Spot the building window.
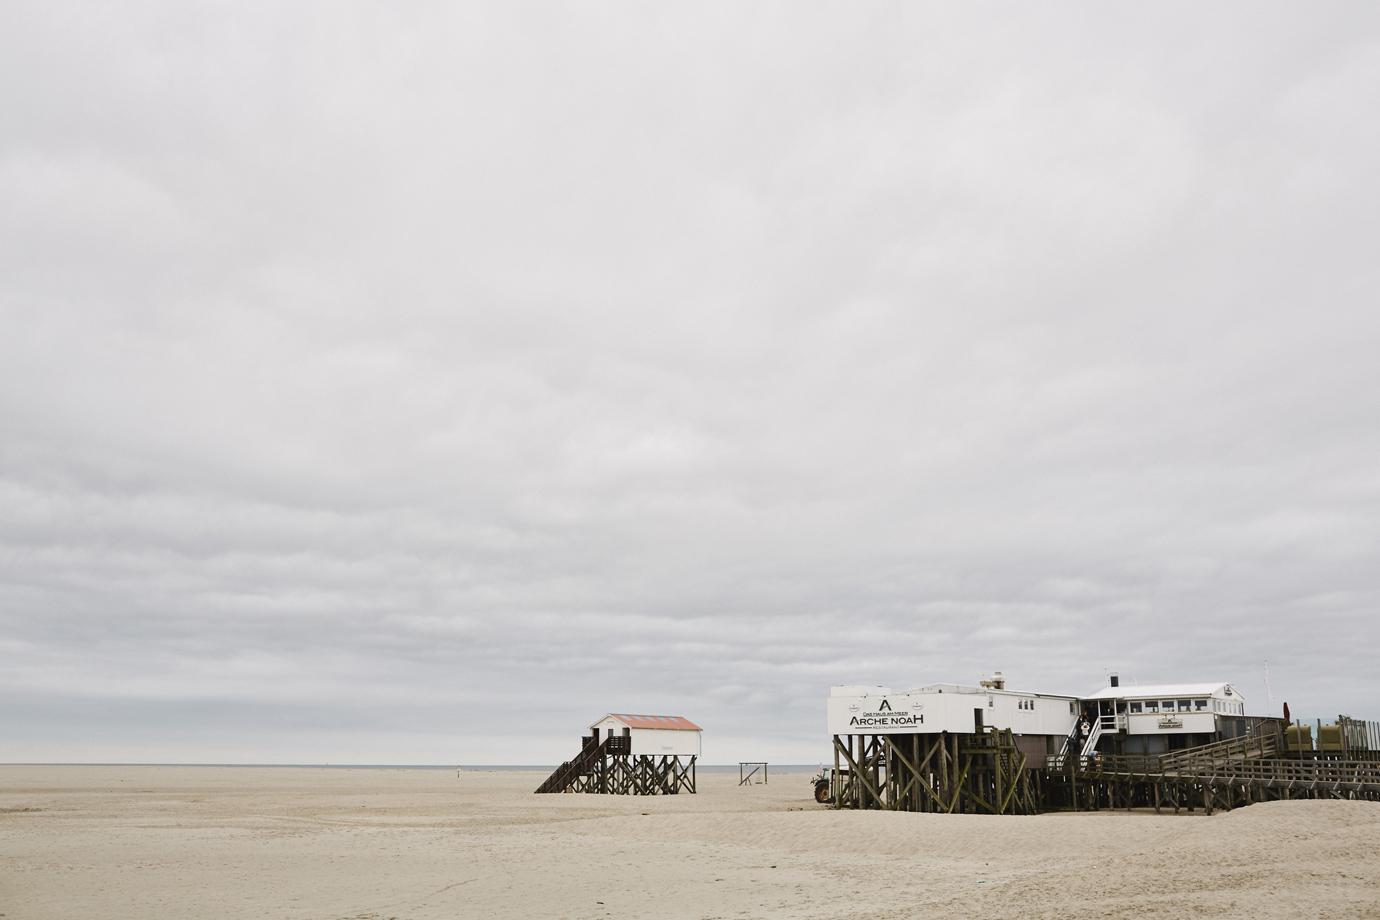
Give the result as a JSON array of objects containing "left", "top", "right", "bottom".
[
  {"left": 1070, "top": 702, "right": 1076, "bottom": 714},
  {"left": 1129, "top": 702, "right": 1142, "bottom": 714},
  {"left": 1163, "top": 701, "right": 1176, "bottom": 712},
  {"left": 1194, "top": 700, "right": 1208, "bottom": 711},
  {"left": 1145, "top": 701, "right": 1158, "bottom": 713},
  {"left": 1178, "top": 700, "right": 1191, "bottom": 712}
]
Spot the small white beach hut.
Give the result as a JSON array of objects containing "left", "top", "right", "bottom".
[
  {"left": 535, "top": 713, "right": 702, "bottom": 795},
  {"left": 589, "top": 713, "right": 702, "bottom": 757}
]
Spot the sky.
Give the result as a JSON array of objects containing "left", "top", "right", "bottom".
[{"left": 2, "top": 3, "right": 1378, "bottom": 765}]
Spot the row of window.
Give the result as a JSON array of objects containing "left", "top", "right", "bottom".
[
  {"left": 1128, "top": 700, "right": 1202, "bottom": 713},
  {"left": 1125, "top": 699, "right": 1243, "bottom": 715},
  {"left": 1015, "top": 699, "right": 1244, "bottom": 715}
]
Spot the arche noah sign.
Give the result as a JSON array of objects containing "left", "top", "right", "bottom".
[{"left": 848, "top": 698, "right": 923, "bottom": 729}]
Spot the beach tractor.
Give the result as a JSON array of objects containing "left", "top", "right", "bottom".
[{"left": 812, "top": 767, "right": 838, "bottom": 804}]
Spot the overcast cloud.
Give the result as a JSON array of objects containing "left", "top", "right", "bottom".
[{"left": 2, "top": 3, "right": 1378, "bottom": 764}]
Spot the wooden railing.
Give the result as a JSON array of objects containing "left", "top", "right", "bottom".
[
  {"left": 1073, "top": 752, "right": 1380, "bottom": 793},
  {"left": 1159, "top": 731, "right": 1278, "bottom": 771},
  {"left": 1048, "top": 729, "right": 1278, "bottom": 774}
]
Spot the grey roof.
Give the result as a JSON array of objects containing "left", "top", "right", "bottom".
[{"left": 1082, "top": 682, "right": 1242, "bottom": 701}]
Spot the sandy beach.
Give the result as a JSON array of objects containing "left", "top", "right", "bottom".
[{"left": 1, "top": 765, "right": 1378, "bottom": 919}]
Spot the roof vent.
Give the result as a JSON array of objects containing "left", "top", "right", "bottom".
[{"left": 1110, "top": 673, "right": 1120, "bottom": 688}]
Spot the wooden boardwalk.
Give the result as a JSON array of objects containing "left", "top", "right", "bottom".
[{"left": 1048, "top": 749, "right": 1380, "bottom": 814}]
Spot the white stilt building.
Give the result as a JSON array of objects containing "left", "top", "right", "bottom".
[
  {"left": 536, "top": 713, "right": 700, "bottom": 796},
  {"left": 820, "top": 671, "right": 1310, "bottom": 815}
]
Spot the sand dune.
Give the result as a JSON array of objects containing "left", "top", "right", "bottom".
[{"left": 2, "top": 765, "right": 1377, "bottom": 919}]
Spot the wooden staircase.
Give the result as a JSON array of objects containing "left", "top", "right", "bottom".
[
  {"left": 1159, "top": 730, "right": 1278, "bottom": 771},
  {"left": 535, "top": 736, "right": 609, "bottom": 794}
]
